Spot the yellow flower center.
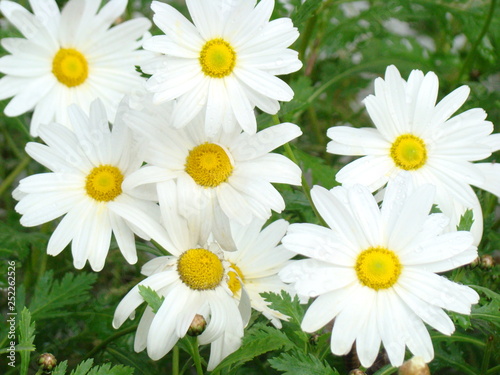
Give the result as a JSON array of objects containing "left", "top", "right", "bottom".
[
  {"left": 199, "top": 38, "right": 236, "bottom": 78},
  {"left": 390, "top": 134, "right": 428, "bottom": 170},
  {"left": 185, "top": 143, "right": 233, "bottom": 187},
  {"left": 177, "top": 248, "right": 224, "bottom": 290},
  {"left": 355, "top": 247, "right": 402, "bottom": 290},
  {"left": 85, "top": 165, "right": 124, "bottom": 202},
  {"left": 52, "top": 48, "right": 89, "bottom": 87},
  {"left": 227, "top": 262, "right": 245, "bottom": 295}
]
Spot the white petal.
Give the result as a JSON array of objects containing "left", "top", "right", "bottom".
[
  {"left": 301, "top": 287, "right": 352, "bottom": 332},
  {"left": 113, "top": 271, "right": 178, "bottom": 328},
  {"left": 231, "top": 123, "right": 302, "bottom": 160}
]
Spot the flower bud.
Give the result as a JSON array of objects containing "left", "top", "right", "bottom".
[
  {"left": 398, "top": 356, "right": 430, "bottom": 375},
  {"left": 187, "top": 314, "right": 207, "bottom": 336},
  {"left": 480, "top": 254, "right": 494, "bottom": 269},
  {"left": 38, "top": 353, "right": 57, "bottom": 372}
]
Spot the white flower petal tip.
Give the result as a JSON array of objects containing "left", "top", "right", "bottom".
[
  {"left": 0, "top": 0, "right": 151, "bottom": 134},
  {"left": 143, "top": 0, "right": 302, "bottom": 133},
  {"left": 281, "top": 181, "right": 480, "bottom": 368}
]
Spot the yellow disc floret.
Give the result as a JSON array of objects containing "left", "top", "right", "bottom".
[
  {"left": 390, "top": 134, "right": 428, "bottom": 170},
  {"left": 52, "top": 48, "right": 89, "bottom": 87},
  {"left": 185, "top": 143, "right": 233, "bottom": 187},
  {"left": 85, "top": 165, "right": 124, "bottom": 202},
  {"left": 177, "top": 248, "right": 224, "bottom": 290},
  {"left": 199, "top": 38, "right": 236, "bottom": 78},
  {"left": 227, "top": 262, "right": 245, "bottom": 295},
  {"left": 355, "top": 247, "right": 402, "bottom": 290}
]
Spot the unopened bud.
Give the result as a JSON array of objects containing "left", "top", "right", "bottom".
[
  {"left": 38, "top": 353, "right": 57, "bottom": 372},
  {"left": 349, "top": 370, "right": 366, "bottom": 375},
  {"left": 398, "top": 356, "right": 430, "bottom": 375},
  {"left": 187, "top": 314, "right": 207, "bottom": 336},
  {"left": 480, "top": 254, "right": 495, "bottom": 269}
]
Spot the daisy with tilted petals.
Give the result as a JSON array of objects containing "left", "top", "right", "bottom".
[
  {"left": 327, "top": 65, "right": 497, "bottom": 243},
  {"left": 223, "top": 218, "right": 295, "bottom": 328},
  {"left": 121, "top": 92, "right": 302, "bottom": 238},
  {"left": 280, "top": 176, "right": 479, "bottom": 368},
  {"left": 113, "top": 198, "right": 247, "bottom": 371},
  {"left": 0, "top": 0, "right": 151, "bottom": 136},
  {"left": 142, "top": 0, "right": 302, "bottom": 135},
  {"left": 13, "top": 99, "right": 172, "bottom": 271}
]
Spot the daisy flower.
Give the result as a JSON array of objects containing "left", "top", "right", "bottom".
[
  {"left": 113, "top": 198, "right": 247, "bottom": 371},
  {"left": 13, "top": 99, "right": 172, "bottom": 271},
  {"left": 121, "top": 92, "right": 302, "bottom": 237},
  {"left": 0, "top": 0, "right": 151, "bottom": 136},
  {"left": 280, "top": 177, "right": 479, "bottom": 368},
  {"left": 327, "top": 65, "right": 497, "bottom": 243},
  {"left": 142, "top": 0, "right": 302, "bottom": 135},
  {"left": 223, "top": 218, "right": 295, "bottom": 328}
]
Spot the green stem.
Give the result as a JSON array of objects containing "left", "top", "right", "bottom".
[
  {"left": 481, "top": 335, "right": 494, "bottom": 374},
  {"left": 191, "top": 338, "right": 204, "bottom": 375},
  {"left": 150, "top": 239, "right": 171, "bottom": 256},
  {"left": 298, "top": 11, "right": 318, "bottom": 63},
  {"left": 82, "top": 324, "right": 138, "bottom": 360},
  {"left": 457, "top": 0, "right": 497, "bottom": 83},
  {"left": 307, "top": 106, "right": 326, "bottom": 148},
  {"left": 173, "top": 345, "right": 180, "bottom": 375},
  {"left": 272, "top": 114, "right": 327, "bottom": 226},
  {"left": 2, "top": 127, "right": 23, "bottom": 159},
  {"left": 0, "top": 155, "right": 30, "bottom": 198}
]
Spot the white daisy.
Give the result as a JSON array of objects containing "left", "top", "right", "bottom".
[
  {"left": 13, "top": 99, "right": 172, "bottom": 271},
  {"left": 113, "top": 201, "right": 246, "bottom": 371},
  {"left": 223, "top": 218, "right": 295, "bottom": 328},
  {"left": 0, "top": 0, "right": 151, "bottom": 136},
  {"left": 280, "top": 177, "right": 479, "bottom": 368},
  {"left": 142, "top": 0, "right": 302, "bottom": 135},
  {"left": 327, "top": 65, "right": 496, "bottom": 243},
  {"left": 121, "top": 92, "right": 302, "bottom": 239}
]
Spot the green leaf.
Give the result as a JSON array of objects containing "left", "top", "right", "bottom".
[
  {"left": 291, "top": 0, "right": 322, "bottom": 27},
  {"left": 70, "top": 359, "right": 95, "bottom": 375},
  {"left": 470, "top": 285, "right": 500, "bottom": 327},
  {"left": 295, "top": 149, "right": 338, "bottom": 190},
  {"left": 52, "top": 360, "right": 69, "bottom": 375},
  {"left": 269, "top": 350, "right": 339, "bottom": 375},
  {"left": 450, "top": 311, "right": 472, "bottom": 330},
  {"left": 213, "top": 322, "right": 294, "bottom": 372},
  {"left": 65, "top": 358, "right": 134, "bottom": 375},
  {"left": 262, "top": 291, "right": 305, "bottom": 330},
  {"left": 18, "top": 307, "right": 36, "bottom": 375},
  {"left": 29, "top": 270, "right": 97, "bottom": 320},
  {"left": 138, "top": 285, "right": 164, "bottom": 314},
  {"left": 86, "top": 363, "right": 135, "bottom": 375},
  {"left": 457, "top": 209, "right": 474, "bottom": 231},
  {"left": 0, "top": 221, "right": 48, "bottom": 262}
]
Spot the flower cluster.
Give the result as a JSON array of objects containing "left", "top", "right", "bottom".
[{"left": 3, "top": 0, "right": 498, "bottom": 372}]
